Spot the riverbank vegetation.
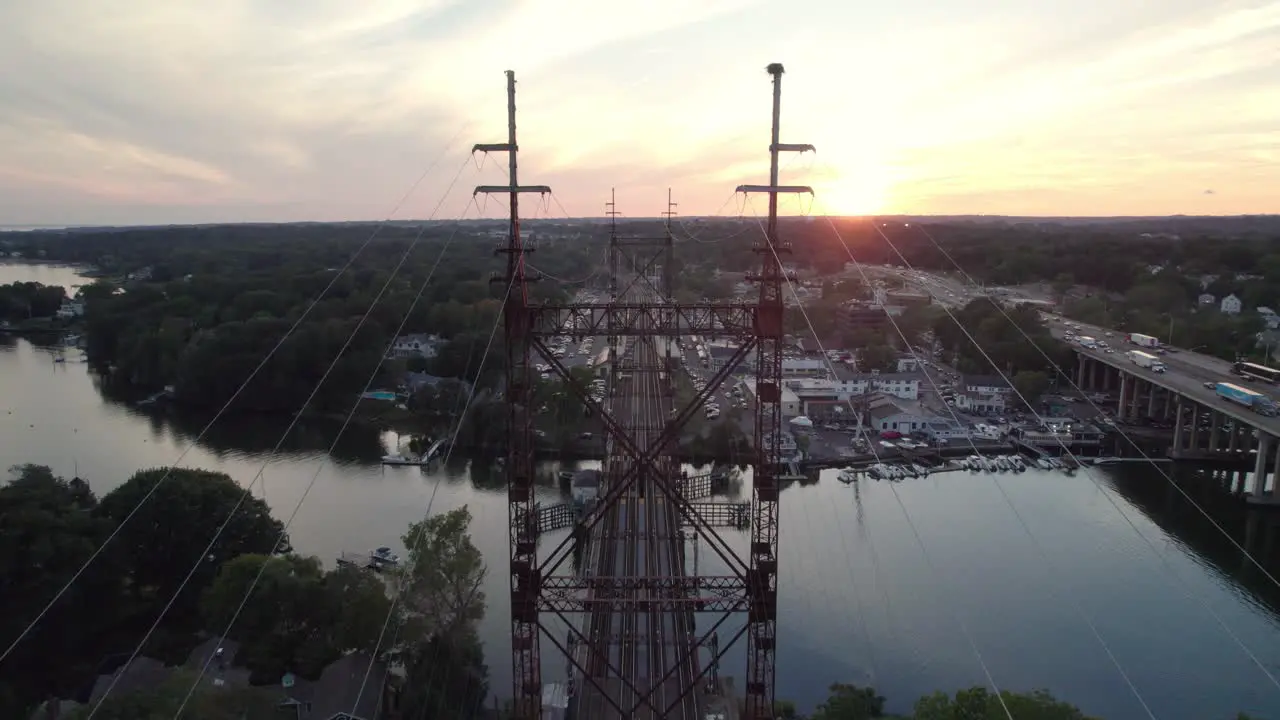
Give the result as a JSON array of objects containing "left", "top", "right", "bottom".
[
  {"left": 0, "top": 463, "right": 488, "bottom": 719},
  {"left": 783, "top": 682, "right": 1264, "bottom": 719},
  {"left": 1, "top": 224, "right": 590, "bottom": 410}
]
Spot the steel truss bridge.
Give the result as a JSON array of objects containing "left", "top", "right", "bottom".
[{"left": 477, "top": 63, "right": 812, "bottom": 720}]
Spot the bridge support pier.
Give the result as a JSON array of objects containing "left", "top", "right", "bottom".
[
  {"left": 1146, "top": 381, "right": 1157, "bottom": 419},
  {"left": 1250, "top": 434, "right": 1271, "bottom": 499},
  {"left": 1173, "top": 398, "right": 1185, "bottom": 451},
  {"left": 1118, "top": 374, "right": 1129, "bottom": 421},
  {"left": 1209, "top": 411, "right": 1222, "bottom": 451}
]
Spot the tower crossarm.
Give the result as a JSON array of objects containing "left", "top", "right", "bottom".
[{"left": 736, "top": 184, "right": 814, "bottom": 195}]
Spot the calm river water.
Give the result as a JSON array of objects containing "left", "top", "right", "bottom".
[{"left": 2, "top": 263, "right": 1278, "bottom": 718}]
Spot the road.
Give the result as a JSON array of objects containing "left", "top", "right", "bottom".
[
  {"left": 864, "top": 264, "right": 1280, "bottom": 438},
  {"left": 1043, "top": 316, "right": 1238, "bottom": 381},
  {"left": 1051, "top": 327, "right": 1280, "bottom": 437}
]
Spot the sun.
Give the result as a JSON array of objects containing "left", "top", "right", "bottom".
[{"left": 805, "top": 171, "right": 891, "bottom": 217}]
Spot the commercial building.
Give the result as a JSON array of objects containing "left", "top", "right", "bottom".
[
  {"left": 866, "top": 396, "right": 930, "bottom": 434},
  {"left": 963, "top": 375, "right": 1012, "bottom": 396},
  {"left": 845, "top": 301, "right": 891, "bottom": 333}
]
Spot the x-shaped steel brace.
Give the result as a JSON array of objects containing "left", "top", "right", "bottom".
[
  {"left": 657, "top": 621, "right": 749, "bottom": 718},
  {"left": 532, "top": 337, "right": 758, "bottom": 580},
  {"left": 537, "top": 619, "right": 660, "bottom": 718},
  {"left": 629, "top": 607, "right": 742, "bottom": 717},
  {"left": 533, "top": 335, "right": 747, "bottom": 580},
  {"left": 615, "top": 248, "right": 667, "bottom": 302}
]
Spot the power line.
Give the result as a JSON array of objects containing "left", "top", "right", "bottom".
[
  {"left": 741, "top": 195, "right": 1012, "bottom": 720},
  {"left": 87, "top": 158, "right": 477, "bottom": 719},
  {"left": 777, "top": 194, "right": 1159, "bottom": 718},
  {"left": 170, "top": 191, "right": 480, "bottom": 718},
  {"left": 883, "top": 220, "right": 1280, "bottom": 695},
  {"left": 0, "top": 125, "right": 473, "bottom": 669},
  {"left": 348, "top": 270, "right": 516, "bottom": 719}
]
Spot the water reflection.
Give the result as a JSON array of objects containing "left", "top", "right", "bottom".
[
  {"left": 137, "top": 408, "right": 387, "bottom": 465},
  {"left": 1105, "top": 463, "right": 1280, "bottom": 619}
]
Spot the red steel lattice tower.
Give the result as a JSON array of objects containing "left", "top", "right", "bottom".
[
  {"left": 479, "top": 64, "right": 810, "bottom": 720},
  {"left": 473, "top": 69, "right": 552, "bottom": 720},
  {"left": 736, "top": 62, "right": 814, "bottom": 719}
]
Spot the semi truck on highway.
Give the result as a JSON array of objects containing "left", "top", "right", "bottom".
[
  {"left": 1215, "top": 382, "right": 1278, "bottom": 416},
  {"left": 1077, "top": 335, "right": 1098, "bottom": 348},
  {"left": 1128, "top": 333, "right": 1159, "bottom": 348},
  {"left": 1126, "top": 349, "right": 1166, "bottom": 372}
]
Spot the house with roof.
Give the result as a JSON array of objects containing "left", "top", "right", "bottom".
[
  {"left": 36, "top": 637, "right": 392, "bottom": 720},
  {"left": 1220, "top": 293, "right": 1242, "bottom": 315},
  {"left": 390, "top": 333, "right": 443, "bottom": 360},
  {"left": 55, "top": 299, "right": 85, "bottom": 319},
  {"left": 1197, "top": 293, "right": 1216, "bottom": 307},
  {"left": 920, "top": 418, "right": 969, "bottom": 442},
  {"left": 953, "top": 390, "right": 1007, "bottom": 414},
  {"left": 865, "top": 396, "right": 929, "bottom": 434},
  {"left": 1258, "top": 307, "right": 1279, "bottom": 330}
]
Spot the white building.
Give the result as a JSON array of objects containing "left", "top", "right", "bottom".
[
  {"left": 895, "top": 354, "right": 921, "bottom": 373},
  {"left": 867, "top": 398, "right": 929, "bottom": 434},
  {"left": 1220, "top": 293, "right": 1242, "bottom": 315},
  {"left": 963, "top": 375, "right": 1011, "bottom": 396},
  {"left": 781, "top": 357, "right": 827, "bottom": 378},
  {"left": 391, "top": 333, "right": 443, "bottom": 360},
  {"left": 785, "top": 373, "right": 921, "bottom": 404},
  {"left": 1258, "top": 307, "right": 1279, "bottom": 330},
  {"left": 55, "top": 300, "right": 85, "bottom": 319},
  {"left": 954, "top": 391, "right": 1007, "bottom": 414},
  {"left": 780, "top": 386, "right": 802, "bottom": 417},
  {"left": 921, "top": 419, "right": 969, "bottom": 441}
]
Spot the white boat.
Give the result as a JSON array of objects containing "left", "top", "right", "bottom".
[
  {"left": 837, "top": 469, "right": 857, "bottom": 484},
  {"left": 1036, "top": 458, "right": 1051, "bottom": 470},
  {"left": 381, "top": 452, "right": 421, "bottom": 466},
  {"left": 371, "top": 546, "right": 401, "bottom": 567}
]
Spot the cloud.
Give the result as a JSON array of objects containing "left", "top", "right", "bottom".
[{"left": 0, "top": 0, "right": 1277, "bottom": 224}]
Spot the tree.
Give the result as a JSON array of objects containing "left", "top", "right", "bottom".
[
  {"left": 774, "top": 699, "right": 803, "bottom": 719},
  {"left": 811, "top": 683, "right": 886, "bottom": 720},
  {"left": 64, "top": 669, "right": 280, "bottom": 720},
  {"left": 398, "top": 634, "right": 489, "bottom": 720},
  {"left": 400, "top": 506, "right": 486, "bottom": 644},
  {"left": 0, "top": 465, "right": 126, "bottom": 717},
  {"left": 859, "top": 345, "right": 898, "bottom": 372},
  {"left": 200, "top": 554, "right": 392, "bottom": 683},
  {"left": 1051, "top": 273, "right": 1074, "bottom": 303},
  {"left": 1013, "top": 370, "right": 1051, "bottom": 406},
  {"left": 913, "top": 687, "right": 1098, "bottom": 720},
  {"left": 97, "top": 469, "right": 286, "bottom": 626}
]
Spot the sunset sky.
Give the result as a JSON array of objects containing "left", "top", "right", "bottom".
[{"left": 1, "top": 0, "right": 1277, "bottom": 226}]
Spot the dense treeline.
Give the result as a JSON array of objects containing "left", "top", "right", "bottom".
[
  {"left": 0, "top": 464, "right": 488, "bottom": 719},
  {"left": 1, "top": 223, "right": 601, "bottom": 412},
  {"left": 666, "top": 216, "right": 1280, "bottom": 362},
  {"left": 0, "top": 281, "right": 67, "bottom": 322},
  {"left": 0, "top": 464, "right": 283, "bottom": 716},
  {"left": 784, "top": 681, "right": 1266, "bottom": 719}
]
